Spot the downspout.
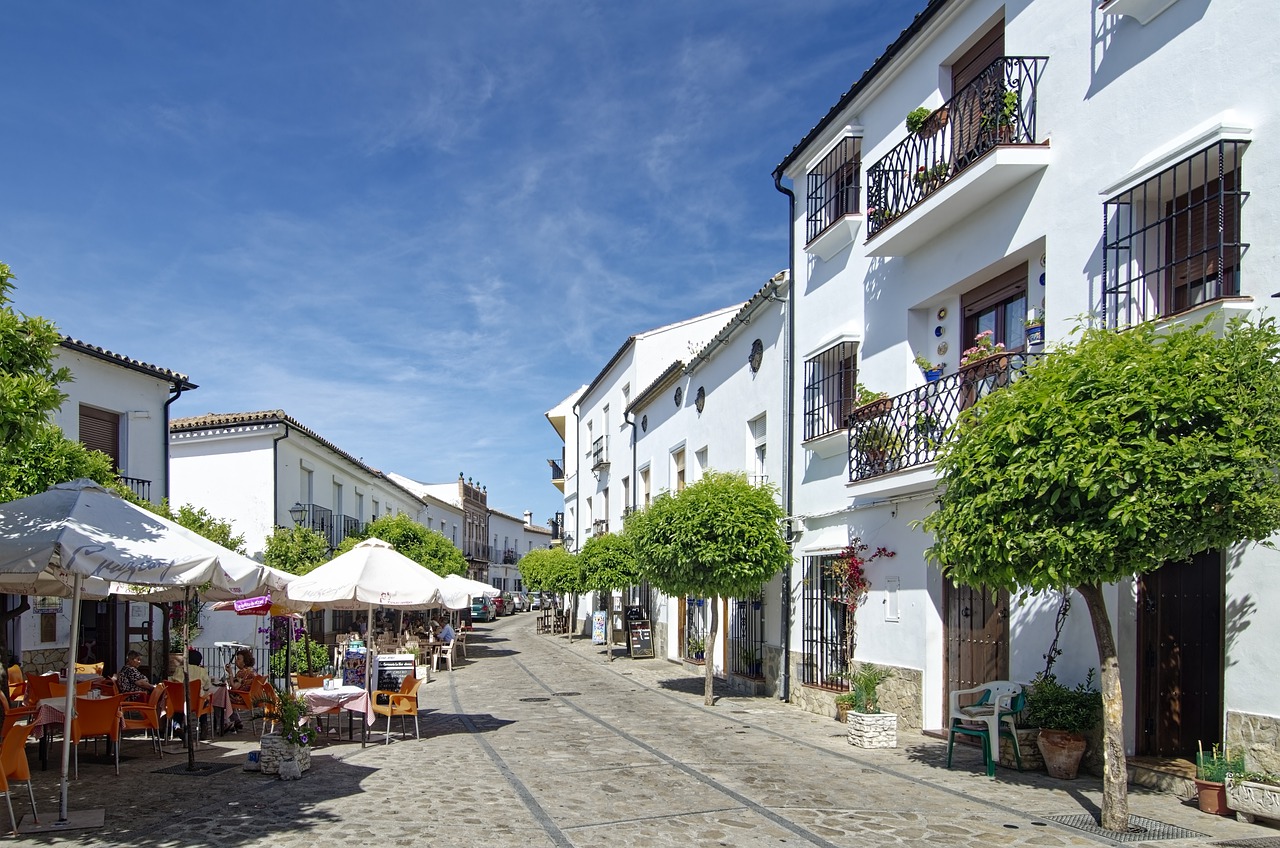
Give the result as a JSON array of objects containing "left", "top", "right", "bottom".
[
  {"left": 161, "top": 383, "right": 188, "bottom": 502},
  {"left": 272, "top": 421, "right": 291, "bottom": 528},
  {"left": 773, "top": 168, "right": 797, "bottom": 703}
]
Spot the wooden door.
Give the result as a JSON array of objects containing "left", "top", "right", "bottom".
[
  {"left": 945, "top": 580, "right": 1009, "bottom": 708},
  {"left": 1137, "top": 550, "right": 1224, "bottom": 757}
]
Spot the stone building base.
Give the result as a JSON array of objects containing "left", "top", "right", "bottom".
[{"left": 1227, "top": 709, "right": 1280, "bottom": 775}]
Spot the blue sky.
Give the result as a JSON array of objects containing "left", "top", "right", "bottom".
[{"left": 2, "top": 2, "right": 916, "bottom": 527}]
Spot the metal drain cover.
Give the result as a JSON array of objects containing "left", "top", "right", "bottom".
[
  {"left": 1043, "top": 814, "right": 1206, "bottom": 843},
  {"left": 519, "top": 697, "right": 551, "bottom": 702},
  {"left": 551, "top": 691, "right": 581, "bottom": 696}
]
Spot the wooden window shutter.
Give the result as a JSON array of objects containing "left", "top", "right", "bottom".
[
  {"left": 949, "top": 20, "right": 1006, "bottom": 170},
  {"left": 1166, "top": 169, "right": 1240, "bottom": 311},
  {"left": 951, "top": 20, "right": 1005, "bottom": 94},
  {"left": 78, "top": 405, "right": 121, "bottom": 470}
]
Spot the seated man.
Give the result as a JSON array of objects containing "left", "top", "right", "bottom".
[{"left": 433, "top": 617, "right": 455, "bottom": 643}]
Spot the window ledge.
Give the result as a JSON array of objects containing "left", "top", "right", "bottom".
[
  {"left": 1099, "top": 0, "right": 1181, "bottom": 25},
  {"left": 802, "top": 429, "right": 848, "bottom": 460},
  {"left": 805, "top": 215, "right": 864, "bottom": 261},
  {"left": 1153, "top": 297, "right": 1256, "bottom": 338}
]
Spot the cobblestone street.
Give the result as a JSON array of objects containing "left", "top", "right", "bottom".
[{"left": 13, "top": 615, "right": 1275, "bottom": 847}]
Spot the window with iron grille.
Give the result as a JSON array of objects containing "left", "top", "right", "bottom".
[
  {"left": 729, "top": 595, "right": 765, "bottom": 678},
  {"left": 806, "top": 136, "right": 861, "bottom": 244},
  {"left": 803, "top": 341, "right": 858, "bottom": 441},
  {"left": 684, "top": 597, "right": 708, "bottom": 661},
  {"left": 1103, "top": 140, "right": 1249, "bottom": 328},
  {"left": 800, "top": 555, "right": 848, "bottom": 688}
]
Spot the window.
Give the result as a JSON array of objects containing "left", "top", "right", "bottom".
[
  {"left": 806, "top": 135, "right": 861, "bottom": 244},
  {"left": 694, "top": 448, "right": 708, "bottom": 481},
  {"left": 803, "top": 342, "right": 858, "bottom": 441},
  {"left": 78, "top": 405, "right": 121, "bottom": 470},
  {"left": 962, "top": 264, "right": 1027, "bottom": 355},
  {"left": 1104, "top": 141, "right": 1247, "bottom": 328},
  {"left": 640, "top": 466, "right": 651, "bottom": 508},
  {"left": 371, "top": 498, "right": 380, "bottom": 518},
  {"left": 303, "top": 469, "right": 315, "bottom": 505},
  {"left": 800, "top": 555, "right": 847, "bottom": 688},
  {"left": 748, "top": 414, "right": 767, "bottom": 484},
  {"left": 356, "top": 493, "right": 364, "bottom": 523},
  {"left": 672, "top": 448, "right": 686, "bottom": 492}
]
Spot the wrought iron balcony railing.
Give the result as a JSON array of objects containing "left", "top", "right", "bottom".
[
  {"left": 117, "top": 475, "right": 151, "bottom": 502},
  {"left": 865, "top": 56, "right": 1048, "bottom": 238},
  {"left": 548, "top": 457, "right": 565, "bottom": 481},
  {"left": 847, "top": 352, "right": 1042, "bottom": 482},
  {"left": 592, "top": 519, "right": 610, "bottom": 536},
  {"left": 806, "top": 136, "right": 861, "bottom": 244},
  {"left": 331, "top": 514, "right": 361, "bottom": 549},
  {"left": 591, "top": 435, "right": 609, "bottom": 470}
]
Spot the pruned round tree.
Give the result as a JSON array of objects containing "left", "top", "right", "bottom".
[
  {"left": 519, "top": 546, "right": 582, "bottom": 635},
  {"left": 626, "top": 470, "right": 790, "bottom": 705},
  {"left": 339, "top": 513, "right": 467, "bottom": 576},
  {"left": 579, "top": 532, "right": 641, "bottom": 661},
  {"left": 922, "top": 316, "right": 1280, "bottom": 831}
]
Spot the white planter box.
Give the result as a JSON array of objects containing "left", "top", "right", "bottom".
[
  {"left": 847, "top": 711, "right": 897, "bottom": 749},
  {"left": 1226, "top": 776, "right": 1280, "bottom": 825}
]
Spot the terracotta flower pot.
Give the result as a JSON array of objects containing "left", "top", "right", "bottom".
[
  {"left": 1194, "top": 778, "right": 1232, "bottom": 816},
  {"left": 1036, "top": 729, "right": 1086, "bottom": 779}
]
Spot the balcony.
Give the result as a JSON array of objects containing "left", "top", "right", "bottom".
[
  {"left": 548, "top": 457, "right": 565, "bottom": 481},
  {"left": 592, "top": 519, "right": 610, "bottom": 536},
  {"left": 865, "top": 56, "right": 1049, "bottom": 257},
  {"left": 805, "top": 135, "right": 862, "bottom": 261},
  {"left": 117, "top": 475, "right": 151, "bottom": 502},
  {"left": 847, "top": 353, "right": 1042, "bottom": 483},
  {"left": 502, "top": 549, "right": 518, "bottom": 565},
  {"left": 331, "top": 514, "right": 361, "bottom": 550},
  {"left": 295, "top": 503, "right": 334, "bottom": 539},
  {"left": 591, "top": 436, "right": 609, "bottom": 471},
  {"left": 464, "top": 540, "right": 492, "bottom": 562}
]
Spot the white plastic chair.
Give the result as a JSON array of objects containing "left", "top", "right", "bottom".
[
  {"left": 432, "top": 640, "right": 456, "bottom": 672},
  {"left": 946, "top": 680, "right": 1024, "bottom": 777}
]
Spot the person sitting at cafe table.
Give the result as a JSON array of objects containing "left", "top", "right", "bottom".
[
  {"left": 116, "top": 650, "right": 157, "bottom": 700},
  {"left": 169, "top": 648, "right": 212, "bottom": 695},
  {"left": 433, "top": 616, "right": 455, "bottom": 644},
  {"left": 222, "top": 649, "right": 257, "bottom": 732}
]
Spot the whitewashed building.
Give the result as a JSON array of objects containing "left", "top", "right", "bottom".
[
  {"left": 487, "top": 509, "right": 554, "bottom": 593},
  {"left": 627, "top": 274, "right": 788, "bottom": 689},
  {"left": 771, "top": 0, "right": 1278, "bottom": 767}
]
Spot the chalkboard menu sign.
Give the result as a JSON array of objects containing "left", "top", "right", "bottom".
[{"left": 627, "top": 619, "right": 654, "bottom": 658}]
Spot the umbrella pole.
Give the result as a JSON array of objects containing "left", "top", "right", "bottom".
[
  {"left": 184, "top": 587, "right": 195, "bottom": 770},
  {"left": 284, "top": 616, "right": 293, "bottom": 693},
  {"left": 59, "top": 573, "right": 84, "bottom": 823}
]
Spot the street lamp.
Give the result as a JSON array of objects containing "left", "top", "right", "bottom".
[
  {"left": 288, "top": 502, "right": 308, "bottom": 528},
  {"left": 562, "top": 533, "right": 575, "bottom": 553}
]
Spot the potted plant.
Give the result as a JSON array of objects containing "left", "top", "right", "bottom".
[
  {"left": 905, "top": 107, "right": 933, "bottom": 136},
  {"left": 1025, "top": 670, "right": 1102, "bottom": 779},
  {"left": 959, "top": 330, "right": 1008, "bottom": 368},
  {"left": 687, "top": 633, "right": 706, "bottom": 661},
  {"left": 850, "top": 383, "right": 891, "bottom": 420},
  {"left": 845, "top": 663, "right": 897, "bottom": 748},
  {"left": 1226, "top": 770, "right": 1280, "bottom": 824},
  {"left": 914, "top": 352, "right": 945, "bottom": 382},
  {"left": 1195, "top": 743, "right": 1245, "bottom": 815},
  {"left": 258, "top": 688, "right": 316, "bottom": 778},
  {"left": 852, "top": 419, "right": 904, "bottom": 474},
  {"left": 834, "top": 689, "right": 858, "bottom": 723},
  {"left": 1024, "top": 311, "right": 1045, "bottom": 346}
]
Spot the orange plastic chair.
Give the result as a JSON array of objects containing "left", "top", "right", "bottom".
[
  {"left": 371, "top": 674, "right": 420, "bottom": 744},
  {"left": 120, "top": 685, "right": 167, "bottom": 759},
  {"left": 74, "top": 663, "right": 103, "bottom": 676},
  {"left": 163, "top": 680, "right": 214, "bottom": 743},
  {"left": 5, "top": 667, "right": 24, "bottom": 706},
  {"left": 23, "top": 674, "right": 56, "bottom": 710},
  {"left": 295, "top": 675, "right": 330, "bottom": 689},
  {"left": 0, "top": 691, "right": 35, "bottom": 738},
  {"left": 0, "top": 722, "right": 38, "bottom": 833},
  {"left": 48, "top": 681, "right": 93, "bottom": 700},
  {"left": 227, "top": 677, "right": 266, "bottom": 735},
  {"left": 70, "top": 694, "right": 125, "bottom": 777}
]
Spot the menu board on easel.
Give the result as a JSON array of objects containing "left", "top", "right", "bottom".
[{"left": 627, "top": 619, "right": 653, "bottom": 658}]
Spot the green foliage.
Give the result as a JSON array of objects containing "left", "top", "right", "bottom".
[
  {"left": 260, "top": 688, "right": 316, "bottom": 748},
  {"left": 338, "top": 513, "right": 466, "bottom": 576},
  {"left": 905, "top": 106, "right": 933, "bottom": 134},
  {"left": 269, "top": 639, "right": 332, "bottom": 678},
  {"left": 847, "top": 663, "right": 894, "bottom": 714},
  {"left": 625, "top": 470, "right": 789, "bottom": 599},
  {"left": 1025, "top": 671, "right": 1102, "bottom": 734},
  {"left": 146, "top": 500, "right": 247, "bottom": 553},
  {"left": 0, "top": 422, "right": 120, "bottom": 503},
  {"left": 0, "top": 263, "right": 70, "bottom": 447},
  {"left": 264, "top": 525, "right": 331, "bottom": 576},
  {"left": 579, "top": 532, "right": 640, "bottom": 594},
  {"left": 518, "top": 546, "right": 581, "bottom": 594},
  {"left": 1196, "top": 743, "right": 1245, "bottom": 783},
  {"left": 923, "top": 316, "right": 1280, "bottom": 594}
]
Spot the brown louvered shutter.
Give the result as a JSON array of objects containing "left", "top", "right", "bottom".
[
  {"left": 950, "top": 20, "right": 1006, "bottom": 170},
  {"left": 78, "top": 405, "right": 121, "bottom": 470},
  {"left": 1166, "top": 169, "right": 1240, "bottom": 312}
]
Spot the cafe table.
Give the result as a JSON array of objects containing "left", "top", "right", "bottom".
[{"left": 298, "top": 685, "right": 372, "bottom": 745}]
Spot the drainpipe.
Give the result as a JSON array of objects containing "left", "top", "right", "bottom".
[
  {"left": 161, "top": 383, "right": 188, "bottom": 502},
  {"left": 773, "top": 168, "right": 797, "bottom": 704},
  {"left": 623, "top": 411, "right": 637, "bottom": 514},
  {"left": 271, "top": 420, "right": 291, "bottom": 528}
]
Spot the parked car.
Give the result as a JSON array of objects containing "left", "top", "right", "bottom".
[
  {"left": 498, "top": 592, "right": 517, "bottom": 616},
  {"left": 511, "top": 593, "right": 528, "bottom": 612},
  {"left": 493, "top": 595, "right": 509, "bottom": 616},
  {"left": 471, "top": 597, "right": 496, "bottom": 622},
  {"left": 530, "top": 593, "right": 548, "bottom": 610}
]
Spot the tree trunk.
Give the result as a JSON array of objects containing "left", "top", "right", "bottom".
[
  {"left": 1076, "top": 582, "right": 1129, "bottom": 831},
  {"left": 704, "top": 599, "right": 718, "bottom": 706}
]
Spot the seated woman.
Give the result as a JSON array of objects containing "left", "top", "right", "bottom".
[
  {"left": 116, "top": 650, "right": 158, "bottom": 701},
  {"left": 168, "top": 649, "right": 212, "bottom": 735},
  {"left": 222, "top": 649, "right": 257, "bottom": 732}
]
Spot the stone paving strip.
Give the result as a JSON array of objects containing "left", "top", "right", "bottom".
[{"left": 11, "top": 615, "right": 1274, "bottom": 847}]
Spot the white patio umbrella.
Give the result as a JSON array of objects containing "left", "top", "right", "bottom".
[
  {"left": 0, "top": 479, "right": 261, "bottom": 826},
  {"left": 286, "top": 538, "right": 446, "bottom": 693},
  {"left": 441, "top": 573, "right": 500, "bottom": 610}
]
